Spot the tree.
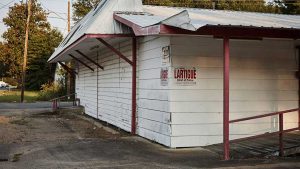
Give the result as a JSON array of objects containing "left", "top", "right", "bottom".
[
  {"left": 1, "top": 1, "right": 63, "bottom": 90},
  {"left": 274, "top": 0, "right": 300, "bottom": 14},
  {"left": 72, "top": 0, "right": 101, "bottom": 22},
  {"left": 0, "top": 42, "right": 11, "bottom": 78}
]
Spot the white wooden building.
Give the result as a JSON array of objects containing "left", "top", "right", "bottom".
[{"left": 49, "top": 0, "right": 300, "bottom": 158}]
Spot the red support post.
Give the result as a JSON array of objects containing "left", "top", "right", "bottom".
[
  {"left": 223, "top": 37, "right": 230, "bottom": 160},
  {"left": 298, "top": 46, "right": 300, "bottom": 130},
  {"left": 131, "top": 37, "right": 137, "bottom": 135},
  {"left": 279, "top": 113, "right": 284, "bottom": 156}
]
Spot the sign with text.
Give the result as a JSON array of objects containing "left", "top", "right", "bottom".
[
  {"left": 162, "top": 46, "right": 170, "bottom": 66},
  {"left": 160, "top": 67, "right": 169, "bottom": 86},
  {"left": 174, "top": 67, "right": 197, "bottom": 86}
]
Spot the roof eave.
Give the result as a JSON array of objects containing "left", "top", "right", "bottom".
[{"left": 48, "top": 33, "right": 134, "bottom": 63}]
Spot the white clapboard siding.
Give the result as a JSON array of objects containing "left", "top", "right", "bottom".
[
  {"left": 75, "top": 38, "right": 133, "bottom": 132},
  {"left": 169, "top": 36, "right": 298, "bottom": 148},
  {"left": 136, "top": 36, "right": 172, "bottom": 146}
]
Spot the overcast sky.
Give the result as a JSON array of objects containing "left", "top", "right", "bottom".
[{"left": 0, "top": 0, "right": 73, "bottom": 41}]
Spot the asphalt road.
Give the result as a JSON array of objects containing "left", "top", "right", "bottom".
[{"left": 0, "top": 104, "right": 299, "bottom": 169}]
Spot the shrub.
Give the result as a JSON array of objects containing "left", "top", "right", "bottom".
[{"left": 37, "top": 82, "right": 66, "bottom": 101}]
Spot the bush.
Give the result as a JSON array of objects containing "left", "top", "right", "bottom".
[{"left": 37, "top": 82, "right": 66, "bottom": 101}]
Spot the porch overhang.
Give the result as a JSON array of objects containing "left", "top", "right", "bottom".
[{"left": 48, "top": 34, "right": 134, "bottom": 63}]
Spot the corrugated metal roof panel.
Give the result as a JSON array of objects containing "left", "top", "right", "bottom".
[
  {"left": 48, "top": 0, "right": 142, "bottom": 62},
  {"left": 116, "top": 5, "right": 300, "bottom": 30}
]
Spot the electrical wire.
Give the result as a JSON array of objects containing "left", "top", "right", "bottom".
[{"left": 0, "top": 0, "right": 15, "bottom": 10}]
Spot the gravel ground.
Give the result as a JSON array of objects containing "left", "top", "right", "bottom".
[{"left": 0, "top": 104, "right": 299, "bottom": 169}]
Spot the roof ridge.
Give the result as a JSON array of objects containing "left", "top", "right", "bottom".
[{"left": 143, "top": 5, "right": 300, "bottom": 17}]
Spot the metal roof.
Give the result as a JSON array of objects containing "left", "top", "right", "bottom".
[
  {"left": 48, "top": 2, "right": 300, "bottom": 63},
  {"left": 116, "top": 5, "right": 300, "bottom": 31},
  {"left": 48, "top": 0, "right": 142, "bottom": 62}
]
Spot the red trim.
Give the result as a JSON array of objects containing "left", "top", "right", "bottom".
[
  {"left": 160, "top": 25, "right": 300, "bottom": 39},
  {"left": 279, "top": 113, "right": 284, "bottom": 156},
  {"left": 48, "top": 34, "right": 133, "bottom": 63},
  {"left": 113, "top": 14, "right": 160, "bottom": 36},
  {"left": 75, "top": 50, "right": 104, "bottom": 70},
  {"left": 97, "top": 38, "right": 133, "bottom": 65},
  {"left": 69, "top": 54, "right": 94, "bottom": 72},
  {"left": 230, "top": 127, "right": 299, "bottom": 143},
  {"left": 131, "top": 37, "right": 137, "bottom": 134},
  {"left": 298, "top": 46, "right": 300, "bottom": 129},
  {"left": 230, "top": 108, "right": 299, "bottom": 123},
  {"left": 58, "top": 61, "right": 77, "bottom": 75},
  {"left": 223, "top": 37, "right": 230, "bottom": 161},
  {"left": 113, "top": 13, "right": 300, "bottom": 39}
]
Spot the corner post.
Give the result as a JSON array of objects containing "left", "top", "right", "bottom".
[
  {"left": 279, "top": 113, "right": 284, "bottom": 156},
  {"left": 223, "top": 37, "right": 230, "bottom": 160},
  {"left": 298, "top": 46, "right": 300, "bottom": 130},
  {"left": 131, "top": 37, "right": 137, "bottom": 135}
]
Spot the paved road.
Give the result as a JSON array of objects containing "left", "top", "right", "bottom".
[{"left": 0, "top": 105, "right": 299, "bottom": 169}]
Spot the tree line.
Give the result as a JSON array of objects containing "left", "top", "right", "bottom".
[
  {"left": 0, "top": 0, "right": 298, "bottom": 91},
  {"left": 0, "top": 1, "right": 62, "bottom": 90}
]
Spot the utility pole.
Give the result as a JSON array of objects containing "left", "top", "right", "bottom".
[
  {"left": 66, "top": 0, "right": 71, "bottom": 96},
  {"left": 68, "top": 0, "right": 70, "bottom": 32},
  {"left": 21, "top": 0, "right": 32, "bottom": 103}
]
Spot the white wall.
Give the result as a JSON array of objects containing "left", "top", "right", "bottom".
[
  {"left": 137, "top": 36, "right": 171, "bottom": 146},
  {"left": 76, "top": 36, "right": 172, "bottom": 147},
  {"left": 169, "top": 36, "right": 299, "bottom": 148}
]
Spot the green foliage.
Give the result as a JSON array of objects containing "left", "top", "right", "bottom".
[
  {"left": 143, "top": 0, "right": 299, "bottom": 14},
  {"left": 72, "top": 0, "right": 101, "bottom": 22},
  {"left": 37, "top": 82, "right": 67, "bottom": 101},
  {"left": 0, "top": 90, "right": 39, "bottom": 103},
  {"left": 0, "top": 1, "right": 63, "bottom": 90},
  {"left": 274, "top": 0, "right": 300, "bottom": 14}
]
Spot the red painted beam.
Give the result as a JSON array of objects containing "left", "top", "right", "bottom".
[
  {"left": 223, "top": 37, "right": 230, "bottom": 161},
  {"left": 230, "top": 108, "right": 299, "bottom": 123},
  {"left": 298, "top": 46, "right": 300, "bottom": 129},
  {"left": 230, "top": 127, "right": 299, "bottom": 143},
  {"left": 160, "top": 25, "right": 300, "bottom": 39},
  {"left": 97, "top": 38, "right": 133, "bottom": 65},
  {"left": 75, "top": 50, "right": 104, "bottom": 70},
  {"left": 131, "top": 37, "right": 137, "bottom": 135},
  {"left": 69, "top": 54, "right": 94, "bottom": 71},
  {"left": 58, "top": 61, "right": 77, "bottom": 76},
  {"left": 279, "top": 113, "right": 284, "bottom": 156},
  {"left": 48, "top": 34, "right": 133, "bottom": 63}
]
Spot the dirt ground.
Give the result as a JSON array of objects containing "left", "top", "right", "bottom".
[{"left": 0, "top": 107, "right": 299, "bottom": 169}]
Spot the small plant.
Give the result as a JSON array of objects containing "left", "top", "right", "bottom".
[{"left": 37, "top": 82, "right": 66, "bottom": 101}]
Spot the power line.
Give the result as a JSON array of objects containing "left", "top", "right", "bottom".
[{"left": 0, "top": 0, "right": 15, "bottom": 10}]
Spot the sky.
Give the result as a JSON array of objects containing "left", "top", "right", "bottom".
[
  {"left": 0, "top": 0, "right": 274, "bottom": 42},
  {"left": 0, "top": 0, "right": 74, "bottom": 41}
]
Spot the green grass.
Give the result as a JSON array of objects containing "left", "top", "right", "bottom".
[{"left": 0, "top": 90, "right": 39, "bottom": 103}]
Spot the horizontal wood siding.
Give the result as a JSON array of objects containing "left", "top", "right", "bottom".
[
  {"left": 75, "top": 37, "right": 172, "bottom": 146},
  {"left": 137, "top": 36, "right": 171, "bottom": 146},
  {"left": 170, "top": 36, "right": 299, "bottom": 147}
]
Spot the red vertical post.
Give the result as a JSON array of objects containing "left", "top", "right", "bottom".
[
  {"left": 131, "top": 37, "right": 137, "bottom": 135},
  {"left": 223, "top": 37, "right": 230, "bottom": 160},
  {"left": 279, "top": 113, "right": 284, "bottom": 156},
  {"left": 52, "top": 100, "right": 55, "bottom": 111},
  {"left": 298, "top": 47, "right": 300, "bottom": 129}
]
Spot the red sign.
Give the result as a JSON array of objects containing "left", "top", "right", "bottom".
[{"left": 174, "top": 67, "right": 197, "bottom": 85}]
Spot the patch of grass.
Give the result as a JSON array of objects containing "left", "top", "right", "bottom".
[
  {"left": 11, "top": 153, "right": 23, "bottom": 162},
  {"left": 0, "top": 90, "right": 39, "bottom": 103}
]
